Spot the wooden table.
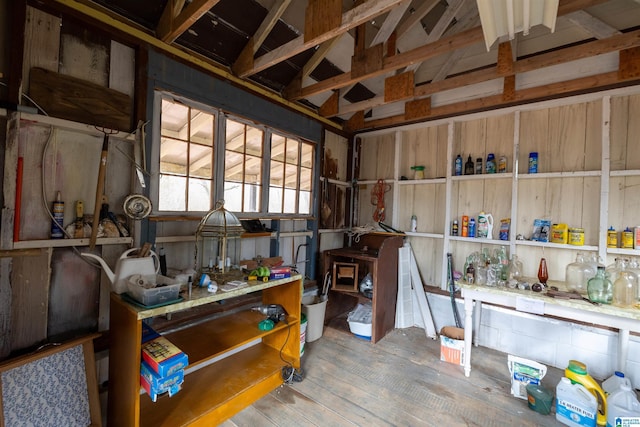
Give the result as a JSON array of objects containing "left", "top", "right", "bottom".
[{"left": 460, "top": 283, "right": 640, "bottom": 377}]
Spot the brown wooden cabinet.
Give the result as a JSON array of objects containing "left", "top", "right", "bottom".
[
  {"left": 323, "top": 233, "right": 404, "bottom": 343},
  {"left": 107, "top": 276, "right": 301, "bottom": 427}
]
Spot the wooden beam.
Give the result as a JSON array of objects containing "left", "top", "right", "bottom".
[
  {"left": 235, "top": 0, "right": 405, "bottom": 78},
  {"left": 369, "top": 0, "right": 411, "bottom": 46},
  {"left": 405, "top": 97, "right": 431, "bottom": 121},
  {"left": 157, "top": 0, "right": 222, "bottom": 44},
  {"left": 319, "top": 91, "right": 339, "bottom": 117},
  {"left": 503, "top": 75, "right": 516, "bottom": 101},
  {"left": 395, "top": 0, "right": 439, "bottom": 39},
  {"left": 384, "top": 71, "right": 414, "bottom": 102},
  {"left": 156, "top": 0, "right": 187, "bottom": 43},
  {"left": 497, "top": 42, "right": 514, "bottom": 76},
  {"left": 619, "top": 47, "right": 640, "bottom": 80},
  {"left": 351, "top": 43, "right": 384, "bottom": 79},
  {"left": 565, "top": 10, "right": 622, "bottom": 39},
  {"left": 345, "top": 111, "right": 365, "bottom": 133},
  {"left": 301, "top": 37, "right": 342, "bottom": 79},
  {"left": 305, "top": 0, "right": 342, "bottom": 43}
]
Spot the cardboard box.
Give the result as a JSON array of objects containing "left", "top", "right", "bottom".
[
  {"left": 269, "top": 266, "right": 291, "bottom": 280},
  {"left": 440, "top": 326, "right": 465, "bottom": 366},
  {"left": 141, "top": 336, "right": 189, "bottom": 377},
  {"left": 140, "top": 362, "right": 184, "bottom": 402}
]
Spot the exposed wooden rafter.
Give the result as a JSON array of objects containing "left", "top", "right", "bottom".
[{"left": 157, "top": 0, "right": 222, "bottom": 43}]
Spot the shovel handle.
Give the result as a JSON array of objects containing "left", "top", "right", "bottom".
[{"left": 90, "top": 136, "right": 109, "bottom": 249}]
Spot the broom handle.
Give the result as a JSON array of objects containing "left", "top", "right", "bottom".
[{"left": 89, "top": 136, "right": 109, "bottom": 249}]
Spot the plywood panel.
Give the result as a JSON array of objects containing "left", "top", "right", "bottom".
[
  {"left": 519, "top": 109, "right": 549, "bottom": 174},
  {"left": 584, "top": 100, "right": 602, "bottom": 171},
  {"left": 109, "top": 40, "right": 135, "bottom": 97},
  {"left": 408, "top": 236, "right": 443, "bottom": 286},
  {"left": 481, "top": 178, "right": 512, "bottom": 233},
  {"left": 59, "top": 31, "right": 109, "bottom": 87},
  {"left": 626, "top": 94, "right": 640, "bottom": 170},
  {"left": 358, "top": 133, "right": 395, "bottom": 180},
  {"left": 609, "top": 95, "right": 629, "bottom": 171},
  {"left": 21, "top": 7, "right": 60, "bottom": 95},
  {"left": 398, "top": 183, "right": 445, "bottom": 233},
  {"left": 455, "top": 119, "right": 485, "bottom": 166},
  {"left": 324, "top": 131, "right": 349, "bottom": 181},
  {"left": 621, "top": 176, "right": 640, "bottom": 228},
  {"left": 356, "top": 183, "right": 394, "bottom": 226},
  {"left": 485, "top": 114, "right": 514, "bottom": 171},
  {"left": 516, "top": 180, "right": 549, "bottom": 238},
  {"left": 548, "top": 104, "right": 587, "bottom": 172},
  {"left": 608, "top": 177, "right": 625, "bottom": 228}
]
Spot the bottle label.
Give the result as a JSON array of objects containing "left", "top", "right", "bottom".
[
  {"left": 51, "top": 201, "right": 64, "bottom": 239},
  {"left": 528, "top": 153, "right": 538, "bottom": 173}
]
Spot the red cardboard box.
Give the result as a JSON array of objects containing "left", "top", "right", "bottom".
[
  {"left": 141, "top": 336, "right": 188, "bottom": 377},
  {"left": 269, "top": 266, "right": 291, "bottom": 280}
]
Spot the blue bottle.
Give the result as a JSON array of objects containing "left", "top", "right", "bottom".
[
  {"left": 454, "top": 155, "right": 462, "bottom": 176},
  {"left": 486, "top": 153, "right": 496, "bottom": 174},
  {"left": 468, "top": 218, "right": 476, "bottom": 238}
]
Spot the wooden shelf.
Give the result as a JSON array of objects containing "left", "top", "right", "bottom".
[{"left": 13, "top": 236, "right": 132, "bottom": 249}]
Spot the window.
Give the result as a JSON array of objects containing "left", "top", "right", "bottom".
[
  {"left": 156, "top": 93, "right": 314, "bottom": 216},
  {"left": 159, "top": 98, "right": 215, "bottom": 212},
  {"left": 223, "top": 119, "right": 263, "bottom": 213},
  {"left": 269, "top": 133, "right": 313, "bottom": 214}
]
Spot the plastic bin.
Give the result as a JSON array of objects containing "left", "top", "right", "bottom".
[
  {"left": 302, "top": 295, "right": 327, "bottom": 342},
  {"left": 347, "top": 303, "right": 372, "bottom": 339},
  {"left": 127, "top": 274, "right": 181, "bottom": 306}
]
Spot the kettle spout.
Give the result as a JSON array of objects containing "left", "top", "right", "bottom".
[{"left": 81, "top": 253, "right": 115, "bottom": 283}]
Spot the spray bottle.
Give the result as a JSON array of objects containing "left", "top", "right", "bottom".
[
  {"left": 51, "top": 191, "right": 64, "bottom": 239},
  {"left": 565, "top": 360, "right": 607, "bottom": 426}
]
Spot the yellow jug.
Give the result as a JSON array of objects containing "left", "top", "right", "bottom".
[{"left": 565, "top": 360, "right": 607, "bottom": 426}]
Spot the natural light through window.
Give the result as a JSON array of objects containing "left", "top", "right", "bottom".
[
  {"left": 224, "top": 119, "right": 263, "bottom": 213},
  {"left": 269, "top": 133, "right": 313, "bottom": 214}
]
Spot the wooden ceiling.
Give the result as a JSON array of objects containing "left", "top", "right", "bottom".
[{"left": 57, "top": 0, "right": 640, "bottom": 132}]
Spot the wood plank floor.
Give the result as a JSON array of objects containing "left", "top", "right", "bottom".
[{"left": 222, "top": 326, "right": 565, "bottom": 426}]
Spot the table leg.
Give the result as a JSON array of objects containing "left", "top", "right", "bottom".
[
  {"left": 473, "top": 300, "right": 482, "bottom": 347},
  {"left": 463, "top": 296, "right": 474, "bottom": 377},
  {"left": 618, "top": 329, "right": 629, "bottom": 372}
]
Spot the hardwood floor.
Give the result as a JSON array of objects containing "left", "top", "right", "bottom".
[{"left": 222, "top": 326, "right": 565, "bottom": 426}]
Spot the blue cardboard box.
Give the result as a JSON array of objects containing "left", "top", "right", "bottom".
[{"left": 140, "top": 361, "right": 184, "bottom": 402}]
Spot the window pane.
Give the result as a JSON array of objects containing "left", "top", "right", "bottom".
[
  {"left": 226, "top": 120, "right": 245, "bottom": 153},
  {"left": 161, "top": 100, "right": 189, "bottom": 137},
  {"left": 224, "top": 182, "right": 243, "bottom": 211},
  {"left": 271, "top": 134, "right": 285, "bottom": 162},
  {"left": 286, "top": 139, "right": 299, "bottom": 164},
  {"left": 245, "top": 126, "right": 263, "bottom": 157},
  {"left": 225, "top": 150, "right": 244, "bottom": 182},
  {"left": 190, "top": 111, "right": 214, "bottom": 146},
  {"left": 159, "top": 175, "right": 186, "bottom": 211},
  {"left": 188, "top": 178, "right": 211, "bottom": 211},
  {"left": 269, "top": 186, "right": 283, "bottom": 213},
  {"left": 160, "top": 137, "right": 188, "bottom": 174},
  {"left": 243, "top": 184, "right": 261, "bottom": 212},
  {"left": 285, "top": 164, "right": 297, "bottom": 189},
  {"left": 301, "top": 143, "right": 313, "bottom": 168},
  {"left": 245, "top": 155, "right": 262, "bottom": 184},
  {"left": 283, "top": 188, "right": 296, "bottom": 214},
  {"left": 270, "top": 160, "right": 284, "bottom": 186},
  {"left": 299, "top": 191, "right": 311, "bottom": 214},
  {"left": 300, "top": 167, "right": 312, "bottom": 191},
  {"left": 190, "top": 145, "right": 213, "bottom": 178}
]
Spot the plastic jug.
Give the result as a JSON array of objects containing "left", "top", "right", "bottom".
[
  {"left": 565, "top": 360, "right": 607, "bottom": 426},
  {"left": 477, "top": 212, "right": 493, "bottom": 239},
  {"left": 557, "top": 377, "right": 598, "bottom": 427},
  {"left": 606, "top": 381, "right": 640, "bottom": 427},
  {"left": 603, "top": 371, "right": 627, "bottom": 396}
]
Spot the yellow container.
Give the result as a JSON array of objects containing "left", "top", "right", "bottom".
[
  {"left": 622, "top": 230, "right": 634, "bottom": 249},
  {"left": 565, "top": 360, "right": 607, "bottom": 426},
  {"left": 551, "top": 223, "right": 568, "bottom": 244},
  {"left": 568, "top": 228, "right": 585, "bottom": 246},
  {"left": 607, "top": 228, "right": 618, "bottom": 248}
]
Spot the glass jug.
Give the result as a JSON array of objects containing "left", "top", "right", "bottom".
[
  {"left": 565, "top": 252, "right": 595, "bottom": 294},
  {"left": 508, "top": 255, "right": 523, "bottom": 281},
  {"left": 613, "top": 271, "right": 638, "bottom": 307},
  {"left": 587, "top": 266, "right": 612, "bottom": 304}
]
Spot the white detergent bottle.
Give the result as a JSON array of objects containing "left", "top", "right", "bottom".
[
  {"left": 606, "top": 380, "right": 640, "bottom": 427},
  {"left": 603, "top": 371, "right": 627, "bottom": 396},
  {"left": 477, "top": 212, "right": 494, "bottom": 239},
  {"left": 556, "top": 377, "right": 598, "bottom": 427}
]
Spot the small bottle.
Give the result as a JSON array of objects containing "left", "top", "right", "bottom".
[
  {"left": 475, "top": 158, "right": 483, "bottom": 175},
  {"left": 454, "top": 155, "right": 462, "bottom": 176},
  {"left": 464, "top": 155, "right": 474, "bottom": 175},
  {"left": 607, "top": 226, "right": 618, "bottom": 248},
  {"left": 51, "top": 191, "right": 64, "bottom": 239},
  {"left": 468, "top": 217, "right": 476, "bottom": 238},
  {"left": 528, "top": 152, "right": 538, "bottom": 173},
  {"left": 486, "top": 153, "right": 496, "bottom": 174},
  {"left": 451, "top": 220, "right": 459, "bottom": 236},
  {"left": 498, "top": 155, "right": 507, "bottom": 173},
  {"left": 410, "top": 215, "right": 417, "bottom": 232},
  {"left": 461, "top": 215, "right": 469, "bottom": 237},
  {"left": 466, "top": 263, "right": 475, "bottom": 284}
]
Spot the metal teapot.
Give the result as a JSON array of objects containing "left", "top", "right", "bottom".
[{"left": 81, "top": 248, "right": 160, "bottom": 294}]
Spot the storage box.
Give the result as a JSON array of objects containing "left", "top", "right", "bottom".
[
  {"left": 140, "top": 361, "right": 184, "bottom": 403},
  {"left": 141, "top": 336, "right": 189, "bottom": 377},
  {"left": 440, "top": 326, "right": 465, "bottom": 366},
  {"left": 269, "top": 266, "right": 291, "bottom": 280},
  {"left": 347, "top": 303, "right": 372, "bottom": 339},
  {"left": 126, "top": 274, "right": 181, "bottom": 306}
]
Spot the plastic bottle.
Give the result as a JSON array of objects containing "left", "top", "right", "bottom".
[
  {"left": 498, "top": 155, "right": 507, "bottom": 173},
  {"left": 602, "top": 371, "right": 627, "bottom": 396},
  {"left": 606, "top": 381, "right": 640, "bottom": 427},
  {"left": 588, "top": 266, "right": 613, "bottom": 304},
  {"left": 564, "top": 360, "right": 607, "bottom": 426},
  {"left": 451, "top": 220, "right": 458, "bottom": 236},
  {"left": 608, "top": 227, "right": 618, "bottom": 248},
  {"left": 566, "top": 252, "right": 595, "bottom": 294},
  {"left": 410, "top": 215, "right": 417, "bottom": 232},
  {"left": 477, "top": 212, "right": 494, "bottom": 239},
  {"left": 454, "top": 155, "right": 463, "bottom": 176},
  {"left": 461, "top": 215, "right": 469, "bottom": 237},
  {"left": 475, "top": 157, "right": 483, "bottom": 175},
  {"left": 468, "top": 217, "right": 476, "bottom": 238},
  {"left": 529, "top": 152, "right": 538, "bottom": 173},
  {"left": 464, "top": 155, "right": 474, "bottom": 175},
  {"left": 486, "top": 153, "right": 496, "bottom": 174},
  {"left": 556, "top": 377, "right": 598, "bottom": 427},
  {"left": 613, "top": 271, "right": 637, "bottom": 307}
]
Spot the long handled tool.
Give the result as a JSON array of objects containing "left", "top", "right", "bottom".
[
  {"left": 90, "top": 129, "right": 115, "bottom": 249},
  {"left": 447, "top": 253, "right": 462, "bottom": 328}
]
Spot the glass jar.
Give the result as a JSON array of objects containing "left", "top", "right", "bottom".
[
  {"left": 613, "top": 271, "right": 638, "bottom": 307},
  {"left": 606, "top": 257, "right": 628, "bottom": 286},
  {"left": 565, "top": 252, "right": 595, "bottom": 294},
  {"left": 587, "top": 266, "right": 612, "bottom": 304},
  {"left": 508, "top": 255, "right": 523, "bottom": 281},
  {"left": 627, "top": 258, "right": 640, "bottom": 301}
]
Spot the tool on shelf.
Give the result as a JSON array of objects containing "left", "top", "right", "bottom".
[{"left": 90, "top": 127, "right": 117, "bottom": 249}]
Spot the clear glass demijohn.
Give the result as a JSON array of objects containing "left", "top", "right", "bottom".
[{"left": 565, "top": 252, "right": 595, "bottom": 294}]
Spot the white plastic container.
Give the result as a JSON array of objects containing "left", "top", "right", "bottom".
[
  {"left": 347, "top": 303, "right": 372, "bottom": 339},
  {"left": 603, "top": 371, "right": 628, "bottom": 395},
  {"left": 606, "top": 382, "right": 640, "bottom": 427},
  {"left": 556, "top": 377, "right": 598, "bottom": 427},
  {"left": 126, "top": 274, "right": 181, "bottom": 306}
]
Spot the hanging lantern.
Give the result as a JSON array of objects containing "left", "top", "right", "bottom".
[{"left": 194, "top": 200, "right": 243, "bottom": 279}]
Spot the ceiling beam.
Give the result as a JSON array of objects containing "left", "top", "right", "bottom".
[
  {"left": 301, "top": 36, "right": 342, "bottom": 79},
  {"left": 395, "top": 0, "right": 440, "bottom": 40},
  {"left": 565, "top": 10, "right": 622, "bottom": 39},
  {"left": 234, "top": 0, "right": 405, "bottom": 78},
  {"left": 157, "top": 0, "right": 222, "bottom": 44},
  {"left": 157, "top": 0, "right": 187, "bottom": 43},
  {"left": 286, "top": 0, "right": 611, "bottom": 101},
  {"left": 369, "top": 0, "right": 412, "bottom": 46}
]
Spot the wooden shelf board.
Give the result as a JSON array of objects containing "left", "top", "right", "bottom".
[
  {"left": 163, "top": 310, "right": 297, "bottom": 368},
  {"left": 139, "top": 343, "right": 284, "bottom": 427},
  {"left": 13, "top": 237, "right": 132, "bottom": 249}
]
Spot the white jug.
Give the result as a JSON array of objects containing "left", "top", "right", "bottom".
[
  {"left": 477, "top": 212, "right": 494, "bottom": 239},
  {"left": 82, "top": 248, "right": 160, "bottom": 294}
]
